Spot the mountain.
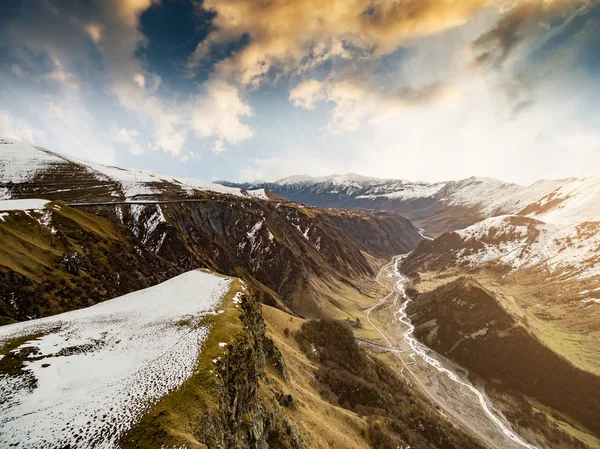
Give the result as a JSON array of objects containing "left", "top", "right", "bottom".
[
  {"left": 220, "top": 172, "right": 600, "bottom": 446},
  {"left": 3, "top": 143, "right": 599, "bottom": 448},
  {"left": 399, "top": 182, "right": 600, "bottom": 445},
  {"left": 3, "top": 141, "right": 495, "bottom": 449},
  {"left": 0, "top": 141, "right": 422, "bottom": 323},
  {"left": 219, "top": 174, "right": 584, "bottom": 235},
  {"left": 0, "top": 138, "right": 270, "bottom": 203}
]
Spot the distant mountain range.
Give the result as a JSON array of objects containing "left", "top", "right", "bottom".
[{"left": 220, "top": 173, "right": 600, "bottom": 235}]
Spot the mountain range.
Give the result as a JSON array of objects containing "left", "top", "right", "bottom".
[
  {"left": 220, "top": 173, "right": 600, "bottom": 235},
  {"left": 1, "top": 140, "right": 599, "bottom": 449}
]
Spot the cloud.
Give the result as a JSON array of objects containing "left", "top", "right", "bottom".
[
  {"left": 289, "top": 79, "right": 327, "bottom": 109},
  {"left": 1, "top": 0, "right": 256, "bottom": 158},
  {"left": 470, "top": 0, "right": 589, "bottom": 116},
  {"left": 0, "top": 110, "right": 39, "bottom": 144},
  {"left": 291, "top": 78, "right": 459, "bottom": 132},
  {"left": 472, "top": 0, "right": 586, "bottom": 70},
  {"left": 43, "top": 56, "right": 79, "bottom": 92},
  {"left": 191, "top": 79, "right": 255, "bottom": 149},
  {"left": 114, "top": 128, "right": 144, "bottom": 155},
  {"left": 41, "top": 98, "right": 117, "bottom": 164},
  {"left": 189, "top": 0, "right": 500, "bottom": 86},
  {"left": 84, "top": 23, "right": 103, "bottom": 43}
]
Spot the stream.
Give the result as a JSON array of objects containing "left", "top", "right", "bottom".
[{"left": 390, "top": 257, "right": 539, "bottom": 449}]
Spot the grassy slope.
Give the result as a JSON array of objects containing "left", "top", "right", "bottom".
[
  {"left": 0, "top": 202, "right": 180, "bottom": 322},
  {"left": 121, "top": 275, "right": 244, "bottom": 448},
  {"left": 415, "top": 268, "right": 600, "bottom": 377},
  {"left": 410, "top": 270, "right": 600, "bottom": 448},
  {"left": 262, "top": 304, "right": 373, "bottom": 449}
]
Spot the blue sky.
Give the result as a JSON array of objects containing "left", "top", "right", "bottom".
[{"left": 0, "top": 0, "right": 598, "bottom": 184}]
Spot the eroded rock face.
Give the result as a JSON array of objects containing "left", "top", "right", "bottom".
[
  {"left": 0, "top": 205, "right": 181, "bottom": 322},
  {"left": 0, "top": 195, "right": 422, "bottom": 322},
  {"left": 194, "top": 294, "right": 306, "bottom": 449},
  {"left": 99, "top": 198, "right": 422, "bottom": 318}
]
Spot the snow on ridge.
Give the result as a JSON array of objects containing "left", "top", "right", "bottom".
[
  {"left": 271, "top": 173, "right": 597, "bottom": 223},
  {"left": 453, "top": 215, "right": 600, "bottom": 280},
  {"left": 176, "top": 177, "right": 269, "bottom": 200},
  {"left": 247, "top": 219, "right": 264, "bottom": 252},
  {"left": 0, "top": 140, "right": 268, "bottom": 201},
  {"left": 275, "top": 173, "right": 390, "bottom": 186},
  {"left": 531, "top": 177, "right": 600, "bottom": 225},
  {"left": 359, "top": 181, "right": 447, "bottom": 200},
  {"left": 455, "top": 215, "right": 536, "bottom": 240},
  {"left": 0, "top": 199, "right": 50, "bottom": 211},
  {"left": 0, "top": 270, "right": 231, "bottom": 448},
  {"left": 0, "top": 141, "right": 64, "bottom": 184}
]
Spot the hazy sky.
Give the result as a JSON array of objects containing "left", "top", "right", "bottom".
[{"left": 0, "top": 0, "right": 598, "bottom": 184}]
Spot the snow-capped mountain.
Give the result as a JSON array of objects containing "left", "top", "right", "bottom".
[
  {"left": 398, "top": 177, "right": 600, "bottom": 442},
  {"left": 399, "top": 174, "right": 600, "bottom": 293},
  {"left": 220, "top": 174, "right": 596, "bottom": 235},
  {"left": 0, "top": 139, "right": 268, "bottom": 203}
]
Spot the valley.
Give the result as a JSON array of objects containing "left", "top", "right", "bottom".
[
  {"left": 1, "top": 140, "right": 600, "bottom": 448},
  {"left": 1, "top": 0, "right": 596, "bottom": 447},
  {"left": 369, "top": 257, "right": 599, "bottom": 449}
]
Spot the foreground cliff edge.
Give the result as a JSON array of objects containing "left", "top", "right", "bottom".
[{"left": 0, "top": 270, "right": 238, "bottom": 447}]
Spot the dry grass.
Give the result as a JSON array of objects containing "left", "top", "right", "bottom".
[
  {"left": 121, "top": 275, "right": 243, "bottom": 448},
  {"left": 413, "top": 268, "right": 600, "bottom": 377},
  {"left": 262, "top": 304, "right": 371, "bottom": 449}
]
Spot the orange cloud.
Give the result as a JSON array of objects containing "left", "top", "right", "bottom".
[
  {"left": 114, "top": 0, "right": 155, "bottom": 26},
  {"left": 190, "top": 0, "right": 498, "bottom": 86},
  {"left": 191, "top": 0, "right": 586, "bottom": 87}
]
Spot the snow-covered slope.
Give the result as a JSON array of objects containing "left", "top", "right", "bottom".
[
  {"left": 0, "top": 138, "right": 268, "bottom": 203},
  {"left": 422, "top": 177, "right": 600, "bottom": 287},
  {"left": 0, "top": 140, "right": 64, "bottom": 185},
  {"left": 454, "top": 216, "right": 600, "bottom": 282},
  {"left": 0, "top": 199, "right": 49, "bottom": 211},
  {"left": 0, "top": 270, "right": 233, "bottom": 448},
  {"left": 269, "top": 174, "right": 582, "bottom": 218},
  {"left": 221, "top": 174, "right": 600, "bottom": 234}
]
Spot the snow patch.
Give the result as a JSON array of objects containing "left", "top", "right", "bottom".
[
  {"left": 0, "top": 199, "right": 49, "bottom": 211},
  {"left": 0, "top": 270, "right": 231, "bottom": 448}
]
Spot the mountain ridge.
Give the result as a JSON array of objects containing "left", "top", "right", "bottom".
[{"left": 219, "top": 173, "right": 600, "bottom": 235}]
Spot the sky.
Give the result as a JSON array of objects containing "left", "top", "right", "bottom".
[{"left": 0, "top": 0, "right": 598, "bottom": 185}]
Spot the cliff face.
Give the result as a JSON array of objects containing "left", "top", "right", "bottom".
[
  {"left": 121, "top": 288, "right": 306, "bottom": 449},
  {"left": 211, "top": 294, "right": 305, "bottom": 449},
  {"left": 88, "top": 197, "right": 421, "bottom": 319},
  {"left": 0, "top": 195, "right": 421, "bottom": 322},
  {"left": 0, "top": 202, "right": 181, "bottom": 323}
]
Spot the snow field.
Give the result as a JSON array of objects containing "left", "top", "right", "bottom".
[{"left": 0, "top": 270, "right": 232, "bottom": 448}]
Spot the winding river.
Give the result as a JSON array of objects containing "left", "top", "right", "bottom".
[{"left": 389, "top": 257, "right": 539, "bottom": 449}]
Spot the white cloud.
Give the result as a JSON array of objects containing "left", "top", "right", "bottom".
[
  {"left": 85, "top": 23, "right": 103, "bottom": 43},
  {"left": 291, "top": 78, "right": 459, "bottom": 133},
  {"left": 191, "top": 79, "right": 255, "bottom": 147},
  {"left": 115, "top": 127, "right": 144, "bottom": 155},
  {"left": 43, "top": 56, "right": 79, "bottom": 92},
  {"left": 133, "top": 73, "right": 145, "bottom": 88},
  {"left": 41, "top": 98, "right": 116, "bottom": 164},
  {"left": 0, "top": 110, "right": 38, "bottom": 144},
  {"left": 289, "top": 79, "right": 326, "bottom": 109}
]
